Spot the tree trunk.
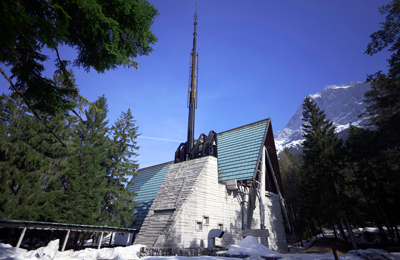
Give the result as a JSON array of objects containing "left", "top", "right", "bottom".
[
  {"left": 343, "top": 216, "right": 358, "bottom": 250},
  {"left": 377, "top": 221, "right": 389, "bottom": 244},
  {"left": 317, "top": 219, "right": 325, "bottom": 237},
  {"left": 332, "top": 219, "right": 338, "bottom": 239},
  {"left": 336, "top": 217, "right": 348, "bottom": 243},
  {"left": 384, "top": 218, "right": 396, "bottom": 243},
  {"left": 394, "top": 224, "right": 400, "bottom": 244},
  {"left": 290, "top": 205, "right": 304, "bottom": 247}
]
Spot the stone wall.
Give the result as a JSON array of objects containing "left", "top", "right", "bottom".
[{"left": 135, "top": 156, "right": 288, "bottom": 251}]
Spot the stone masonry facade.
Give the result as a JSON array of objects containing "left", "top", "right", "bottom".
[{"left": 135, "top": 156, "right": 287, "bottom": 251}]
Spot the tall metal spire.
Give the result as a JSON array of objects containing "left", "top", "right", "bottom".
[
  {"left": 174, "top": 4, "right": 217, "bottom": 164},
  {"left": 186, "top": 4, "right": 199, "bottom": 158}
]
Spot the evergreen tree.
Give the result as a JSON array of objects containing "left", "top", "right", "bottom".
[
  {"left": 102, "top": 109, "right": 140, "bottom": 227},
  {"left": 1, "top": 0, "right": 158, "bottom": 116},
  {"left": 301, "top": 97, "right": 358, "bottom": 249},
  {"left": 365, "top": 0, "right": 400, "bottom": 152},
  {"left": 0, "top": 94, "right": 74, "bottom": 221},
  {"left": 346, "top": 126, "right": 400, "bottom": 242},
  {"left": 279, "top": 148, "right": 303, "bottom": 244},
  {"left": 57, "top": 96, "right": 110, "bottom": 225}
]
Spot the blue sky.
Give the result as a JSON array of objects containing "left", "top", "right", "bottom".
[{"left": 0, "top": 0, "right": 392, "bottom": 168}]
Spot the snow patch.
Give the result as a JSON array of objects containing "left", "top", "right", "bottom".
[
  {"left": 25, "top": 239, "right": 59, "bottom": 259},
  {"left": 310, "top": 93, "right": 321, "bottom": 99},
  {"left": 330, "top": 84, "right": 351, "bottom": 89},
  {"left": 218, "top": 236, "right": 282, "bottom": 258},
  {"left": 0, "top": 240, "right": 144, "bottom": 260}
]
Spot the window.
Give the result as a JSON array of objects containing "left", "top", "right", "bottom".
[
  {"left": 218, "top": 223, "right": 223, "bottom": 230},
  {"left": 203, "top": 216, "right": 209, "bottom": 225},
  {"left": 196, "top": 221, "right": 203, "bottom": 231}
]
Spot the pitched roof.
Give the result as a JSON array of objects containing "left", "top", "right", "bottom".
[
  {"left": 217, "top": 118, "right": 270, "bottom": 181},
  {"left": 128, "top": 161, "right": 172, "bottom": 229}
]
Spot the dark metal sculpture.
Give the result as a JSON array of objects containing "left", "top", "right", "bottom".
[{"left": 174, "top": 6, "right": 217, "bottom": 164}]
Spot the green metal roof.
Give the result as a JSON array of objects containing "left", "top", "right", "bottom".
[
  {"left": 128, "top": 162, "right": 172, "bottom": 229},
  {"left": 217, "top": 118, "right": 269, "bottom": 181}
]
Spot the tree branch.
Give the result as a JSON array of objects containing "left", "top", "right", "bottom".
[{"left": 0, "top": 66, "right": 67, "bottom": 148}]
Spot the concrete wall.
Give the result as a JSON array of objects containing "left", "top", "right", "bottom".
[{"left": 135, "top": 156, "right": 288, "bottom": 251}]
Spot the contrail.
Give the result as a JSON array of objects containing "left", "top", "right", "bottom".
[{"left": 138, "top": 136, "right": 183, "bottom": 143}]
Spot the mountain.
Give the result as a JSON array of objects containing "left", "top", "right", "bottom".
[{"left": 274, "top": 81, "right": 371, "bottom": 154}]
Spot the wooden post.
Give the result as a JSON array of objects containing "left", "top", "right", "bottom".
[
  {"left": 16, "top": 227, "right": 27, "bottom": 248},
  {"left": 79, "top": 232, "right": 86, "bottom": 247},
  {"left": 91, "top": 232, "right": 96, "bottom": 247},
  {"left": 61, "top": 229, "right": 71, "bottom": 251},
  {"left": 109, "top": 232, "right": 114, "bottom": 246},
  {"left": 73, "top": 232, "right": 80, "bottom": 246}
]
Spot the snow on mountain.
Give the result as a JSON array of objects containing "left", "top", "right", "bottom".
[{"left": 274, "top": 81, "right": 371, "bottom": 154}]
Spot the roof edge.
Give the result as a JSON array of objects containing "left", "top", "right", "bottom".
[
  {"left": 137, "top": 161, "right": 173, "bottom": 172},
  {"left": 217, "top": 118, "right": 270, "bottom": 135},
  {"left": 252, "top": 117, "right": 271, "bottom": 179}
]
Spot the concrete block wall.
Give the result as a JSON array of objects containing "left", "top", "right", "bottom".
[
  {"left": 135, "top": 156, "right": 288, "bottom": 251},
  {"left": 264, "top": 193, "right": 288, "bottom": 251},
  {"left": 164, "top": 156, "right": 243, "bottom": 248}
]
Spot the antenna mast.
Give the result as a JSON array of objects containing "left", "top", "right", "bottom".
[
  {"left": 174, "top": 4, "right": 217, "bottom": 163},
  {"left": 186, "top": 4, "right": 199, "bottom": 157}
]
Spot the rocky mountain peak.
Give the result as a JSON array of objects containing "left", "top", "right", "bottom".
[{"left": 274, "top": 81, "right": 371, "bottom": 154}]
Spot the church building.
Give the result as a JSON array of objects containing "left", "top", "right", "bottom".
[{"left": 128, "top": 7, "right": 289, "bottom": 251}]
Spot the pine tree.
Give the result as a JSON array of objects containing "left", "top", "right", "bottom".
[
  {"left": 1, "top": 0, "right": 158, "bottom": 116},
  {"left": 57, "top": 96, "right": 110, "bottom": 225},
  {"left": 102, "top": 109, "right": 140, "bottom": 227},
  {"left": 301, "top": 97, "right": 358, "bottom": 249},
  {"left": 279, "top": 148, "right": 303, "bottom": 244},
  {"left": 0, "top": 94, "right": 74, "bottom": 221},
  {"left": 346, "top": 126, "right": 400, "bottom": 242},
  {"left": 365, "top": 0, "right": 400, "bottom": 152}
]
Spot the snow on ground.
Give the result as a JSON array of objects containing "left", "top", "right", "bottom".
[
  {"left": 217, "top": 236, "right": 282, "bottom": 258},
  {"left": 1, "top": 235, "right": 400, "bottom": 260},
  {"left": 0, "top": 240, "right": 143, "bottom": 260}
]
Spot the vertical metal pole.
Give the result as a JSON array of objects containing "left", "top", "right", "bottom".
[
  {"left": 16, "top": 227, "right": 27, "bottom": 248},
  {"left": 61, "top": 229, "right": 70, "bottom": 251},
  {"left": 186, "top": 6, "right": 199, "bottom": 160},
  {"left": 98, "top": 232, "right": 104, "bottom": 250}
]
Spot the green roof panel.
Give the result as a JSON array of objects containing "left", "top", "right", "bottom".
[
  {"left": 217, "top": 119, "right": 269, "bottom": 182},
  {"left": 128, "top": 161, "right": 172, "bottom": 229}
]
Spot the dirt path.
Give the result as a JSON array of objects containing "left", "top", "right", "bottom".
[{"left": 301, "top": 238, "right": 352, "bottom": 255}]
